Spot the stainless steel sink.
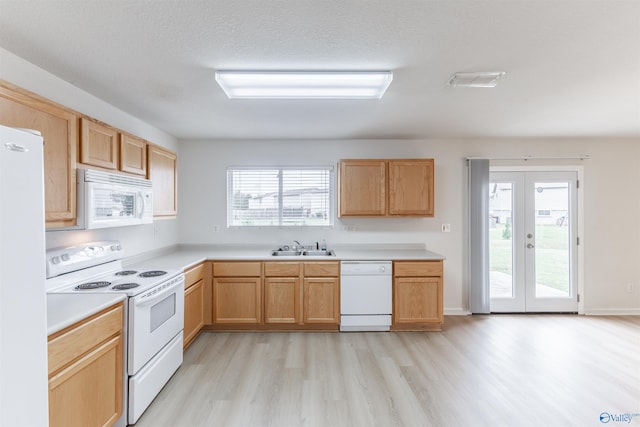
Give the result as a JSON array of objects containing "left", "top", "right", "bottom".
[
  {"left": 270, "top": 249, "right": 335, "bottom": 256},
  {"left": 302, "top": 250, "right": 336, "bottom": 257},
  {"left": 270, "top": 250, "right": 302, "bottom": 256}
]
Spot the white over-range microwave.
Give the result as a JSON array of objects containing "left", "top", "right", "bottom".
[{"left": 53, "top": 168, "right": 153, "bottom": 230}]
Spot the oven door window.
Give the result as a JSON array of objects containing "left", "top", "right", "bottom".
[{"left": 150, "top": 293, "right": 176, "bottom": 333}]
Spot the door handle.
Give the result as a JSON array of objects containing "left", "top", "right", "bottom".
[{"left": 527, "top": 243, "right": 535, "bottom": 249}]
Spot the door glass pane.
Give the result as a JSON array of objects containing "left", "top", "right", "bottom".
[
  {"left": 533, "top": 182, "right": 570, "bottom": 297},
  {"left": 489, "top": 182, "right": 514, "bottom": 298}
]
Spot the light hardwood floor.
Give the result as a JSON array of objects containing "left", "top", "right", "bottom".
[{"left": 134, "top": 315, "right": 640, "bottom": 427}]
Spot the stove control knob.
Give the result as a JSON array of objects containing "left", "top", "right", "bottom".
[
  {"left": 61, "top": 253, "right": 70, "bottom": 262},
  {"left": 51, "top": 256, "right": 60, "bottom": 265}
]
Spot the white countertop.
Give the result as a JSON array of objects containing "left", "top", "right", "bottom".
[
  {"left": 47, "top": 244, "right": 444, "bottom": 335},
  {"left": 47, "top": 293, "right": 126, "bottom": 335},
  {"left": 125, "top": 244, "right": 446, "bottom": 272}
]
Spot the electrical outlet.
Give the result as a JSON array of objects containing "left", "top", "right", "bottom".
[
  {"left": 442, "top": 223, "right": 451, "bottom": 233},
  {"left": 153, "top": 223, "right": 159, "bottom": 240},
  {"left": 213, "top": 225, "right": 219, "bottom": 233},
  {"left": 627, "top": 283, "right": 634, "bottom": 293}
]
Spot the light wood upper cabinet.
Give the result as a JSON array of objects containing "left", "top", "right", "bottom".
[
  {"left": 339, "top": 160, "right": 386, "bottom": 216},
  {"left": 120, "top": 133, "right": 147, "bottom": 176},
  {"left": 148, "top": 143, "right": 177, "bottom": 217},
  {"left": 48, "top": 303, "right": 123, "bottom": 427},
  {"left": 80, "top": 117, "right": 118, "bottom": 170},
  {"left": 339, "top": 158, "right": 434, "bottom": 217},
  {"left": 388, "top": 159, "right": 434, "bottom": 216},
  {"left": 0, "top": 81, "right": 77, "bottom": 228}
]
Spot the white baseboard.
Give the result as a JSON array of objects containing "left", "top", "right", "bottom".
[
  {"left": 444, "top": 308, "right": 470, "bottom": 315},
  {"left": 584, "top": 308, "right": 640, "bottom": 315}
]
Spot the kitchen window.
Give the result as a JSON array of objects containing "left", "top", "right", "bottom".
[{"left": 227, "top": 166, "right": 334, "bottom": 227}]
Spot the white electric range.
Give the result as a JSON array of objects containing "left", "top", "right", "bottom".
[{"left": 46, "top": 241, "right": 185, "bottom": 425}]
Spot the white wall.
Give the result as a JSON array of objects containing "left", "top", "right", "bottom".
[
  {"left": 178, "top": 138, "right": 640, "bottom": 315},
  {"left": 0, "top": 48, "right": 180, "bottom": 256}
]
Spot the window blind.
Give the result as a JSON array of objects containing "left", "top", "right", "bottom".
[{"left": 227, "top": 166, "right": 334, "bottom": 227}]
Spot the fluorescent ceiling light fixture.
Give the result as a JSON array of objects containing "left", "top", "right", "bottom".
[
  {"left": 215, "top": 71, "right": 393, "bottom": 99},
  {"left": 447, "top": 71, "right": 506, "bottom": 88}
]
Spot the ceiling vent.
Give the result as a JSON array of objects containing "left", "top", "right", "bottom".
[{"left": 447, "top": 72, "right": 506, "bottom": 88}]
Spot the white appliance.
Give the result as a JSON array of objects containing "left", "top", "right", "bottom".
[
  {"left": 340, "top": 261, "right": 393, "bottom": 332},
  {"left": 0, "top": 125, "right": 49, "bottom": 426},
  {"left": 46, "top": 241, "right": 184, "bottom": 425},
  {"left": 53, "top": 168, "right": 153, "bottom": 231}
]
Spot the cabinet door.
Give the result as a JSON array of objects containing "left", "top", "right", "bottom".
[
  {"left": 120, "top": 133, "right": 147, "bottom": 176},
  {"left": 48, "top": 335, "right": 122, "bottom": 427},
  {"left": 303, "top": 278, "right": 339, "bottom": 324},
  {"left": 388, "top": 159, "right": 434, "bottom": 216},
  {"left": 394, "top": 277, "right": 442, "bottom": 323},
  {"left": 80, "top": 117, "right": 118, "bottom": 169},
  {"left": 148, "top": 144, "right": 177, "bottom": 217},
  {"left": 213, "top": 278, "right": 261, "bottom": 324},
  {"left": 0, "top": 83, "right": 77, "bottom": 227},
  {"left": 264, "top": 277, "right": 301, "bottom": 324},
  {"left": 184, "top": 279, "right": 204, "bottom": 348},
  {"left": 339, "top": 160, "right": 386, "bottom": 216}
]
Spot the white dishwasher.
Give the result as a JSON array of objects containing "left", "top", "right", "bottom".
[{"left": 340, "top": 261, "right": 392, "bottom": 331}]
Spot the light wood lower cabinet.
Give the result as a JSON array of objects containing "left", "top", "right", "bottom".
[
  {"left": 207, "top": 261, "right": 339, "bottom": 330},
  {"left": 264, "top": 277, "right": 301, "bottom": 324},
  {"left": 183, "top": 263, "right": 205, "bottom": 349},
  {"left": 303, "top": 262, "right": 340, "bottom": 325},
  {"left": 392, "top": 261, "right": 443, "bottom": 331},
  {"left": 212, "top": 262, "right": 262, "bottom": 324},
  {"left": 264, "top": 261, "right": 302, "bottom": 324},
  {"left": 303, "top": 277, "right": 340, "bottom": 324},
  {"left": 47, "top": 303, "right": 124, "bottom": 427}
]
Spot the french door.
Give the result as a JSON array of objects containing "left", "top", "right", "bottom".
[{"left": 489, "top": 170, "right": 578, "bottom": 312}]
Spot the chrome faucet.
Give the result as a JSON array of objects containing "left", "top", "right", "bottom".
[{"left": 292, "top": 240, "right": 302, "bottom": 250}]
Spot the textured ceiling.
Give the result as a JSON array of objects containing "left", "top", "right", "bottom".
[{"left": 0, "top": 0, "right": 639, "bottom": 140}]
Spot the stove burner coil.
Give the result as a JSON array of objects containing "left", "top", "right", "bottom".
[
  {"left": 75, "top": 281, "right": 111, "bottom": 290},
  {"left": 112, "top": 283, "right": 140, "bottom": 290},
  {"left": 139, "top": 270, "right": 167, "bottom": 278},
  {"left": 115, "top": 270, "right": 138, "bottom": 276}
]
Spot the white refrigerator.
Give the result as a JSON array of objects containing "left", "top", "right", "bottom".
[{"left": 0, "top": 125, "right": 49, "bottom": 426}]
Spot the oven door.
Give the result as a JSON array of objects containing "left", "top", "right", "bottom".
[{"left": 128, "top": 274, "right": 184, "bottom": 375}]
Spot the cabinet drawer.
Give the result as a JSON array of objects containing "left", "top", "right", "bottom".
[
  {"left": 213, "top": 262, "right": 261, "bottom": 277},
  {"left": 184, "top": 263, "right": 204, "bottom": 289},
  {"left": 264, "top": 262, "right": 301, "bottom": 277},
  {"left": 48, "top": 303, "right": 123, "bottom": 376},
  {"left": 303, "top": 262, "right": 339, "bottom": 277},
  {"left": 394, "top": 261, "right": 443, "bottom": 277}
]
